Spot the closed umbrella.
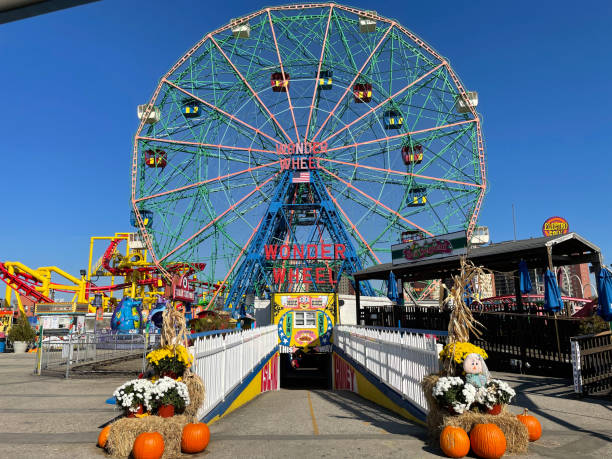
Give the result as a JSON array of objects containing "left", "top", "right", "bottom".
[
  {"left": 519, "top": 260, "right": 532, "bottom": 294},
  {"left": 387, "top": 271, "right": 399, "bottom": 304},
  {"left": 597, "top": 268, "right": 612, "bottom": 322},
  {"left": 543, "top": 269, "right": 563, "bottom": 313}
]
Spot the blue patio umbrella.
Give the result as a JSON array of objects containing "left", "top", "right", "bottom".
[
  {"left": 543, "top": 269, "right": 563, "bottom": 313},
  {"left": 518, "top": 260, "right": 532, "bottom": 294},
  {"left": 387, "top": 271, "right": 399, "bottom": 303},
  {"left": 464, "top": 283, "right": 473, "bottom": 308},
  {"left": 597, "top": 268, "right": 612, "bottom": 321}
]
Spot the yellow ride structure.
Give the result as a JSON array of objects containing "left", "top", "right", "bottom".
[{"left": 1, "top": 232, "right": 166, "bottom": 318}]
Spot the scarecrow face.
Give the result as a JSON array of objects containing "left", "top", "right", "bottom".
[{"left": 463, "top": 353, "right": 482, "bottom": 374}]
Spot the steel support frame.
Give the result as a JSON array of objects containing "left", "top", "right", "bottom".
[{"left": 224, "top": 169, "right": 373, "bottom": 317}]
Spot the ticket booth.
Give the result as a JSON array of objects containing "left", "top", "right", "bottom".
[{"left": 35, "top": 302, "right": 89, "bottom": 335}]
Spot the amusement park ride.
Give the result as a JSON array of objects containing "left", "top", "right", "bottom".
[
  {"left": 2, "top": 5, "right": 486, "bottom": 340},
  {"left": 130, "top": 4, "right": 485, "bottom": 320},
  {"left": 0, "top": 232, "right": 209, "bottom": 321}
]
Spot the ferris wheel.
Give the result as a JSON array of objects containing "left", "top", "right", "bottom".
[{"left": 131, "top": 4, "right": 486, "bottom": 311}]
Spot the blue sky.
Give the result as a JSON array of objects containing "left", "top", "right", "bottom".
[{"left": 1, "top": 0, "right": 611, "bottom": 277}]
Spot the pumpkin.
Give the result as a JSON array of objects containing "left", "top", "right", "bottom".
[
  {"left": 181, "top": 422, "right": 211, "bottom": 453},
  {"left": 517, "top": 409, "right": 542, "bottom": 441},
  {"left": 97, "top": 425, "right": 110, "bottom": 448},
  {"left": 132, "top": 432, "right": 164, "bottom": 459},
  {"left": 440, "top": 426, "right": 470, "bottom": 458},
  {"left": 469, "top": 423, "right": 506, "bottom": 459}
]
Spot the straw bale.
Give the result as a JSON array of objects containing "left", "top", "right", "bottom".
[
  {"left": 105, "top": 415, "right": 190, "bottom": 458},
  {"left": 421, "top": 374, "right": 529, "bottom": 454},
  {"left": 183, "top": 372, "right": 205, "bottom": 420}
]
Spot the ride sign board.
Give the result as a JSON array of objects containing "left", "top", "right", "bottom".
[
  {"left": 542, "top": 216, "right": 569, "bottom": 237},
  {"left": 173, "top": 275, "right": 195, "bottom": 303},
  {"left": 391, "top": 231, "right": 468, "bottom": 265}
]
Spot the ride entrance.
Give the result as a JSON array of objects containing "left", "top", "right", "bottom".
[{"left": 131, "top": 4, "right": 486, "bottom": 319}]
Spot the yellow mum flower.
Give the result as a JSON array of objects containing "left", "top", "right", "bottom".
[{"left": 439, "top": 342, "right": 488, "bottom": 364}]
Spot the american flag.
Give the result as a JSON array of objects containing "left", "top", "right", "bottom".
[{"left": 292, "top": 171, "right": 310, "bottom": 183}]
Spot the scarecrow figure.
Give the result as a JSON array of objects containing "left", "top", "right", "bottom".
[{"left": 463, "top": 352, "right": 489, "bottom": 388}]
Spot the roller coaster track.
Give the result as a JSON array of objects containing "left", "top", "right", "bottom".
[{"left": 0, "top": 261, "right": 52, "bottom": 303}]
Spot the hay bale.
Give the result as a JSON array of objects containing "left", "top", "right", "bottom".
[
  {"left": 183, "top": 372, "right": 205, "bottom": 420},
  {"left": 105, "top": 415, "right": 190, "bottom": 459},
  {"left": 422, "top": 373, "right": 445, "bottom": 441},
  {"left": 445, "top": 409, "right": 529, "bottom": 454},
  {"left": 421, "top": 374, "right": 529, "bottom": 454}
]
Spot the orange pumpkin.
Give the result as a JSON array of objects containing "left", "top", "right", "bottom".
[
  {"left": 469, "top": 423, "right": 506, "bottom": 459},
  {"left": 132, "top": 432, "right": 164, "bottom": 459},
  {"left": 517, "top": 409, "right": 542, "bottom": 441},
  {"left": 440, "top": 426, "right": 470, "bottom": 458},
  {"left": 97, "top": 425, "right": 111, "bottom": 448},
  {"left": 181, "top": 422, "right": 211, "bottom": 453}
]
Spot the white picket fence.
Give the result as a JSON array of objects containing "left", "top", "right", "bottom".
[
  {"left": 190, "top": 325, "right": 277, "bottom": 419},
  {"left": 334, "top": 325, "right": 441, "bottom": 414}
]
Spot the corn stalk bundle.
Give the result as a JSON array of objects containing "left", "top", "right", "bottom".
[{"left": 443, "top": 257, "right": 489, "bottom": 374}]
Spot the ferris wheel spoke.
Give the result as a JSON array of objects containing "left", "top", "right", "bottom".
[
  {"left": 137, "top": 136, "right": 277, "bottom": 157},
  {"left": 320, "top": 165, "right": 433, "bottom": 236},
  {"left": 163, "top": 79, "right": 282, "bottom": 146},
  {"left": 321, "top": 63, "right": 445, "bottom": 145},
  {"left": 209, "top": 35, "right": 294, "bottom": 144},
  {"left": 326, "top": 180, "right": 409, "bottom": 253},
  {"left": 319, "top": 158, "right": 482, "bottom": 189},
  {"left": 304, "top": 6, "right": 334, "bottom": 143},
  {"left": 311, "top": 23, "right": 394, "bottom": 142},
  {"left": 135, "top": 160, "right": 279, "bottom": 203},
  {"left": 266, "top": 10, "right": 300, "bottom": 141},
  {"left": 207, "top": 215, "right": 265, "bottom": 308},
  {"left": 159, "top": 173, "right": 279, "bottom": 263},
  {"left": 326, "top": 118, "right": 477, "bottom": 155},
  {"left": 323, "top": 185, "right": 381, "bottom": 264}
]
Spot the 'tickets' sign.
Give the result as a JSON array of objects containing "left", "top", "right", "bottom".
[
  {"left": 542, "top": 216, "right": 569, "bottom": 237},
  {"left": 391, "top": 230, "right": 468, "bottom": 265}
]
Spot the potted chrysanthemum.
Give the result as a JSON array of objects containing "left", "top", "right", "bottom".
[
  {"left": 113, "top": 379, "right": 154, "bottom": 417},
  {"left": 151, "top": 376, "right": 190, "bottom": 418},
  {"left": 146, "top": 345, "right": 193, "bottom": 379},
  {"left": 475, "top": 379, "right": 516, "bottom": 415},
  {"left": 432, "top": 376, "right": 478, "bottom": 415}
]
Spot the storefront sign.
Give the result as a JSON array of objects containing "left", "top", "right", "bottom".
[
  {"left": 391, "top": 231, "right": 467, "bottom": 265},
  {"left": 173, "top": 275, "right": 195, "bottom": 302},
  {"left": 542, "top": 216, "right": 569, "bottom": 237}
]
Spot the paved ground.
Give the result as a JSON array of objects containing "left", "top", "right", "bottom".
[
  {"left": 0, "top": 353, "right": 124, "bottom": 459},
  {"left": 206, "top": 375, "right": 612, "bottom": 458},
  {"left": 1, "top": 353, "right": 610, "bottom": 458}
]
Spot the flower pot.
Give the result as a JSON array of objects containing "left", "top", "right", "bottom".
[
  {"left": 157, "top": 404, "right": 175, "bottom": 418},
  {"left": 160, "top": 371, "right": 178, "bottom": 379},
  {"left": 487, "top": 404, "right": 502, "bottom": 415},
  {"left": 13, "top": 341, "right": 28, "bottom": 354},
  {"left": 126, "top": 405, "right": 145, "bottom": 418}
]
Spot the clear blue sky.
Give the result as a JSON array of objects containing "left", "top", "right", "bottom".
[{"left": 1, "top": 0, "right": 611, "bottom": 277}]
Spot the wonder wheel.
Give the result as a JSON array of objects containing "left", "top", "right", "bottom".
[{"left": 131, "top": 4, "right": 486, "bottom": 313}]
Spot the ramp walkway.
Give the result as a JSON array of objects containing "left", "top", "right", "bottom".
[{"left": 206, "top": 388, "right": 435, "bottom": 458}]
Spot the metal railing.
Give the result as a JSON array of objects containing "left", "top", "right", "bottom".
[
  {"left": 190, "top": 325, "right": 278, "bottom": 420},
  {"left": 37, "top": 331, "right": 156, "bottom": 377},
  {"left": 571, "top": 330, "right": 612, "bottom": 396},
  {"left": 334, "top": 325, "right": 442, "bottom": 414}
]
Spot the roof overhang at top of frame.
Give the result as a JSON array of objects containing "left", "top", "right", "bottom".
[
  {"left": 354, "top": 232, "right": 603, "bottom": 283},
  {"left": 0, "top": 0, "right": 100, "bottom": 25}
]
